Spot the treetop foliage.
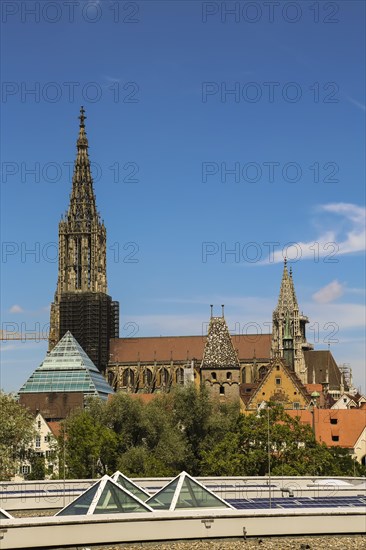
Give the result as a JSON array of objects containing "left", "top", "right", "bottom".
[
  {"left": 58, "top": 387, "right": 365, "bottom": 479},
  {"left": 0, "top": 391, "right": 36, "bottom": 480}
]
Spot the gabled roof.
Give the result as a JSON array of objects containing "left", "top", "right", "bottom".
[
  {"left": 19, "top": 331, "right": 114, "bottom": 399},
  {"left": 287, "top": 409, "right": 366, "bottom": 448},
  {"left": 201, "top": 317, "right": 240, "bottom": 369},
  {"left": 47, "top": 421, "right": 62, "bottom": 438},
  {"left": 304, "top": 350, "right": 344, "bottom": 390},
  {"left": 146, "top": 471, "right": 233, "bottom": 511},
  {"left": 56, "top": 475, "right": 153, "bottom": 516},
  {"left": 110, "top": 334, "right": 271, "bottom": 363},
  {"left": 345, "top": 392, "right": 366, "bottom": 404},
  {"left": 111, "top": 471, "right": 150, "bottom": 502},
  {"left": 241, "top": 358, "right": 310, "bottom": 409}
]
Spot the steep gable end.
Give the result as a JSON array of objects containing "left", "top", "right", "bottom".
[{"left": 244, "top": 358, "right": 310, "bottom": 410}]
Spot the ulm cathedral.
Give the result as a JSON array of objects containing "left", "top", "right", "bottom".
[{"left": 19, "top": 109, "right": 350, "bottom": 418}]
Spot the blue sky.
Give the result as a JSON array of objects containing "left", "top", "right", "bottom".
[{"left": 1, "top": 1, "right": 365, "bottom": 393}]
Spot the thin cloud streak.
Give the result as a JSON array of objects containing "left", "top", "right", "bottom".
[{"left": 259, "top": 203, "right": 366, "bottom": 264}]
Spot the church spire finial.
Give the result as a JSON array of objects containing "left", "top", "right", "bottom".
[
  {"left": 79, "top": 105, "right": 86, "bottom": 128},
  {"left": 77, "top": 106, "right": 88, "bottom": 149}
]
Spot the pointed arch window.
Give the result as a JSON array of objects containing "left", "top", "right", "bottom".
[
  {"left": 144, "top": 368, "right": 152, "bottom": 386},
  {"left": 176, "top": 368, "right": 184, "bottom": 385},
  {"left": 161, "top": 368, "right": 170, "bottom": 386},
  {"left": 122, "top": 368, "right": 134, "bottom": 387},
  {"left": 259, "top": 366, "right": 267, "bottom": 380}
]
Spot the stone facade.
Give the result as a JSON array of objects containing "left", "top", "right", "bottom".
[
  {"left": 271, "top": 260, "right": 313, "bottom": 383},
  {"left": 49, "top": 107, "right": 118, "bottom": 371},
  {"left": 241, "top": 357, "right": 311, "bottom": 412},
  {"left": 106, "top": 333, "right": 271, "bottom": 396},
  {"left": 106, "top": 262, "right": 347, "bottom": 410},
  {"left": 201, "top": 312, "right": 241, "bottom": 399}
]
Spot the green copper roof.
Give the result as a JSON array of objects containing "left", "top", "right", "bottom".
[{"left": 18, "top": 331, "right": 114, "bottom": 399}]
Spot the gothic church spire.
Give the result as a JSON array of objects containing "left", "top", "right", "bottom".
[
  {"left": 67, "top": 106, "right": 99, "bottom": 225},
  {"left": 271, "top": 261, "right": 313, "bottom": 383},
  {"left": 49, "top": 108, "right": 116, "bottom": 362},
  {"left": 275, "top": 258, "right": 299, "bottom": 315}
]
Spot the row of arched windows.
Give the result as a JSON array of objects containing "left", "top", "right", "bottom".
[{"left": 121, "top": 367, "right": 184, "bottom": 388}]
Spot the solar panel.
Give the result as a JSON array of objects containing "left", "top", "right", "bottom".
[{"left": 227, "top": 496, "right": 366, "bottom": 510}]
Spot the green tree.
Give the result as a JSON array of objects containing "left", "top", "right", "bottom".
[
  {"left": 26, "top": 452, "right": 46, "bottom": 480},
  {"left": 201, "top": 404, "right": 342, "bottom": 477},
  {"left": 170, "top": 383, "right": 213, "bottom": 474},
  {"left": 104, "top": 392, "right": 149, "bottom": 455},
  {"left": 61, "top": 409, "right": 117, "bottom": 478},
  {"left": 0, "top": 392, "right": 35, "bottom": 480},
  {"left": 327, "top": 447, "right": 366, "bottom": 477}
]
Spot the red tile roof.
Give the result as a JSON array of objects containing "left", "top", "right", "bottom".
[
  {"left": 110, "top": 334, "right": 272, "bottom": 363},
  {"left": 286, "top": 409, "right": 366, "bottom": 448},
  {"left": 47, "top": 421, "right": 61, "bottom": 438}
]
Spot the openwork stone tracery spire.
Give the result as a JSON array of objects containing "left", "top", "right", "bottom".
[
  {"left": 49, "top": 108, "right": 118, "bottom": 371},
  {"left": 271, "top": 260, "right": 313, "bottom": 383},
  {"left": 57, "top": 106, "right": 107, "bottom": 295}
]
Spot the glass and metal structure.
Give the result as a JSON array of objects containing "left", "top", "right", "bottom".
[
  {"left": 56, "top": 475, "right": 153, "bottom": 516},
  {"left": 146, "top": 471, "right": 233, "bottom": 511},
  {"left": 19, "top": 331, "right": 114, "bottom": 399}
]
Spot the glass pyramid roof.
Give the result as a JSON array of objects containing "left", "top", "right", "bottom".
[
  {"left": 146, "top": 471, "right": 233, "bottom": 511},
  {"left": 112, "top": 471, "right": 151, "bottom": 502},
  {"left": 0, "top": 508, "right": 13, "bottom": 519},
  {"left": 18, "top": 331, "right": 114, "bottom": 399},
  {"left": 56, "top": 475, "right": 153, "bottom": 516}
]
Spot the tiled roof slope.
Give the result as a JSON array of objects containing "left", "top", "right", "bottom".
[
  {"left": 201, "top": 317, "right": 240, "bottom": 369},
  {"left": 110, "top": 334, "right": 272, "bottom": 363},
  {"left": 304, "top": 350, "right": 344, "bottom": 390},
  {"left": 287, "top": 408, "right": 366, "bottom": 448}
]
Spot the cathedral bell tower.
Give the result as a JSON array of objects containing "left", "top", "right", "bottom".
[
  {"left": 49, "top": 107, "right": 119, "bottom": 371},
  {"left": 271, "top": 260, "right": 313, "bottom": 383}
]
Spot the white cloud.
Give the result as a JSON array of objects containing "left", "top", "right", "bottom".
[
  {"left": 312, "top": 280, "right": 344, "bottom": 304},
  {"left": 9, "top": 304, "right": 24, "bottom": 314},
  {"left": 260, "top": 203, "right": 366, "bottom": 264}
]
